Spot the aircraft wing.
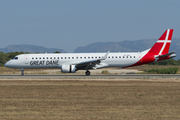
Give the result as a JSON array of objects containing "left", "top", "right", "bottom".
[
  {"left": 75, "top": 51, "right": 109, "bottom": 69},
  {"left": 156, "top": 52, "right": 176, "bottom": 58}
]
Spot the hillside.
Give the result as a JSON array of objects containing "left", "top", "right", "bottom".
[
  {"left": 74, "top": 38, "right": 180, "bottom": 60},
  {"left": 1, "top": 38, "right": 179, "bottom": 60},
  {"left": 0, "top": 44, "right": 66, "bottom": 53}
]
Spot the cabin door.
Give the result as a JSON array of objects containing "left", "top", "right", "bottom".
[{"left": 24, "top": 55, "right": 29, "bottom": 64}]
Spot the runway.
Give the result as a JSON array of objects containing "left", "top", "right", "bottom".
[{"left": 0, "top": 74, "right": 180, "bottom": 79}]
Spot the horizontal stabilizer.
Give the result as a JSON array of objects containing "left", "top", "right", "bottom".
[{"left": 155, "top": 52, "right": 176, "bottom": 58}]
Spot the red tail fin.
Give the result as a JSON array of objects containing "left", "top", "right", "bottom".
[
  {"left": 148, "top": 29, "right": 173, "bottom": 55},
  {"left": 123, "top": 29, "right": 174, "bottom": 68}
]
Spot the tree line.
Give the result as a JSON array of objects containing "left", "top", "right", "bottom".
[
  {"left": 0, "top": 51, "right": 179, "bottom": 67},
  {"left": 148, "top": 58, "right": 180, "bottom": 65},
  {"left": 145, "top": 67, "right": 179, "bottom": 74},
  {"left": 0, "top": 52, "right": 27, "bottom": 66}
]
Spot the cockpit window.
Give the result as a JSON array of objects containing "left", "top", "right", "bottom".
[{"left": 12, "top": 57, "right": 18, "bottom": 60}]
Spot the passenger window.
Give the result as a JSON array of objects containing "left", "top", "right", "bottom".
[
  {"left": 95, "top": 57, "right": 97, "bottom": 58},
  {"left": 80, "top": 57, "right": 82, "bottom": 59},
  {"left": 99, "top": 57, "right": 101, "bottom": 58},
  {"left": 119, "top": 56, "right": 121, "bottom": 58},
  {"left": 112, "top": 56, "right": 114, "bottom": 58},
  {"left": 116, "top": 56, "right": 117, "bottom": 58},
  {"left": 68, "top": 57, "right": 70, "bottom": 59},
  {"left": 126, "top": 56, "right": 128, "bottom": 58},
  {"left": 32, "top": 57, "right": 34, "bottom": 59},
  {"left": 72, "top": 57, "right": 74, "bottom": 59},
  {"left": 54, "top": 57, "right": 56, "bottom": 59},
  {"left": 50, "top": 57, "right": 52, "bottom": 59},
  {"left": 65, "top": 57, "right": 66, "bottom": 59},
  {"left": 36, "top": 57, "right": 38, "bottom": 59},
  {"left": 84, "top": 57, "right": 86, "bottom": 59},
  {"left": 57, "top": 57, "right": 59, "bottom": 59},
  {"left": 47, "top": 57, "right": 48, "bottom": 59},
  {"left": 134, "top": 56, "right": 136, "bottom": 58},
  {"left": 43, "top": 57, "right": 45, "bottom": 59},
  {"left": 39, "top": 57, "right": 41, "bottom": 59},
  {"left": 76, "top": 57, "right": 78, "bottom": 59},
  {"left": 61, "top": 57, "right": 63, "bottom": 59},
  {"left": 108, "top": 56, "right": 110, "bottom": 58},
  {"left": 92, "top": 57, "right": 93, "bottom": 59},
  {"left": 88, "top": 57, "right": 90, "bottom": 59}
]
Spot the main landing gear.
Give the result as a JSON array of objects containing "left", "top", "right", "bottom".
[
  {"left": 85, "top": 70, "right": 90, "bottom": 76},
  {"left": 20, "top": 68, "right": 24, "bottom": 76}
]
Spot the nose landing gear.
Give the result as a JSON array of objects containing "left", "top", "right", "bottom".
[{"left": 20, "top": 68, "right": 24, "bottom": 76}]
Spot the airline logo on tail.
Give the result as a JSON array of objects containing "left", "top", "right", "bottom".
[
  {"left": 157, "top": 29, "right": 173, "bottom": 55},
  {"left": 126, "top": 29, "right": 175, "bottom": 68},
  {"left": 148, "top": 29, "right": 173, "bottom": 55}
]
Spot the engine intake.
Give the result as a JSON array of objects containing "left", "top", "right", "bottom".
[{"left": 61, "top": 65, "right": 76, "bottom": 73}]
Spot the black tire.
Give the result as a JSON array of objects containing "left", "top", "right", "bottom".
[
  {"left": 85, "top": 71, "right": 90, "bottom": 76},
  {"left": 21, "top": 72, "right": 24, "bottom": 76}
]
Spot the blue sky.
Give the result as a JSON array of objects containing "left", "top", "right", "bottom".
[{"left": 0, "top": 0, "right": 180, "bottom": 52}]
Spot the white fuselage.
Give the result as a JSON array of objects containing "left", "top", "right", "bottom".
[{"left": 4, "top": 52, "right": 145, "bottom": 70}]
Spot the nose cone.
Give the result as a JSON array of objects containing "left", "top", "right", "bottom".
[
  {"left": 4, "top": 62, "right": 8, "bottom": 67},
  {"left": 4, "top": 61, "right": 10, "bottom": 67}
]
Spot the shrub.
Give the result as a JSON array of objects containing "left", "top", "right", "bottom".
[
  {"left": 102, "top": 70, "right": 110, "bottom": 74},
  {"left": 146, "top": 67, "right": 179, "bottom": 74}
]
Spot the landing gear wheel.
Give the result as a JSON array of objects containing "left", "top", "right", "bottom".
[
  {"left": 85, "top": 70, "right": 90, "bottom": 76},
  {"left": 21, "top": 72, "right": 24, "bottom": 76},
  {"left": 20, "top": 68, "right": 24, "bottom": 76}
]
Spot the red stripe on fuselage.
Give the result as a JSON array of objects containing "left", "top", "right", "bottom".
[{"left": 123, "top": 53, "right": 155, "bottom": 68}]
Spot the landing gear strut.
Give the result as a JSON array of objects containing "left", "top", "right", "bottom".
[
  {"left": 85, "top": 70, "right": 90, "bottom": 76},
  {"left": 20, "top": 68, "right": 24, "bottom": 76}
]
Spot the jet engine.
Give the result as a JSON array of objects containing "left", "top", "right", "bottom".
[{"left": 61, "top": 64, "right": 76, "bottom": 73}]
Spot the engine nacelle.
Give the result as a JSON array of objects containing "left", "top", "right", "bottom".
[{"left": 61, "top": 64, "right": 76, "bottom": 73}]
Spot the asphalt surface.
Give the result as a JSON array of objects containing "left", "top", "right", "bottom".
[{"left": 0, "top": 74, "right": 180, "bottom": 79}]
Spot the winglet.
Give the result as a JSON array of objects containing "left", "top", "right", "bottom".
[{"left": 100, "top": 51, "right": 110, "bottom": 60}]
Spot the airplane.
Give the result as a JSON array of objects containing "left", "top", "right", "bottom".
[{"left": 4, "top": 29, "right": 176, "bottom": 76}]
